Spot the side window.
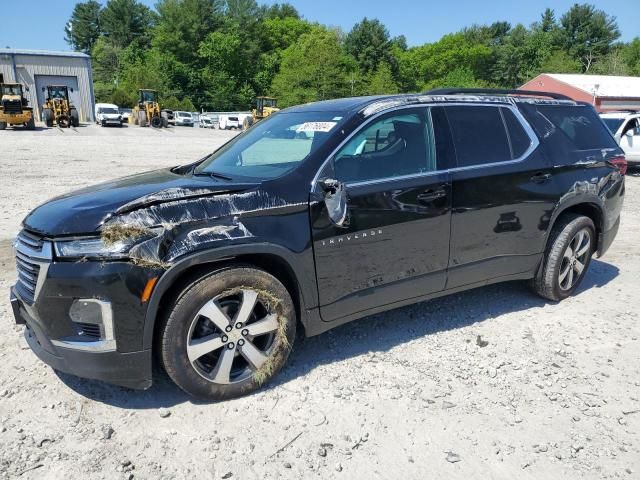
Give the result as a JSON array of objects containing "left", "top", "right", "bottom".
[
  {"left": 535, "top": 105, "right": 618, "bottom": 150},
  {"left": 623, "top": 118, "right": 640, "bottom": 136},
  {"left": 445, "top": 106, "right": 512, "bottom": 167},
  {"left": 501, "top": 107, "right": 532, "bottom": 158},
  {"left": 334, "top": 109, "right": 434, "bottom": 183}
]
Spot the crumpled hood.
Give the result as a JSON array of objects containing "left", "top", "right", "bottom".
[{"left": 23, "top": 168, "right": 257, "bottom": 236}]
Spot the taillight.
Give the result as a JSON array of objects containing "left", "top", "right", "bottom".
[{"left": 608, "top": 155, "right": 627, "bottom": 176}]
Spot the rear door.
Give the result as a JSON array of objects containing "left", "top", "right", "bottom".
[
  {"left": 311, "top": 106, "right": 453, "bottom": 322},
  {"left": 442, "top": 104, "right": 555, "bottom": 288},
  {"left": 619, "top": 117, "right": 640, "bottom": 162}
]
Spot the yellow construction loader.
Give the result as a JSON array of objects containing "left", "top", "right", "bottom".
[
  {"left": 131, "top": 89, "right": 168, "bottom": 128},
  {"left": 0, "top": 83, "right": 35, "bottom": 130},
  {"left": 41, "top": 85, "right": 79, "bottom": 128},
  {"left": 243, "top": 96, "right": 279, "bottom": 130}
]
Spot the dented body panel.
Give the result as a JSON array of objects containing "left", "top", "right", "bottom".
[{"left": 11, "top": 92, "right": 626, "bottom": 390}]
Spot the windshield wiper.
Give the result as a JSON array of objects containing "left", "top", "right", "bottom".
[{"left": 194, "top": 171, "right": 234, "bottom": 181}]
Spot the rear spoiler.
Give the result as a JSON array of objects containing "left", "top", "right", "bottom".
[{"left": 425, "top": 88, "right": 572, "bottom": 102}]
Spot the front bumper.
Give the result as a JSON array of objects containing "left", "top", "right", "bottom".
[{"left": 10, "top": 257, "right": 158, "bottom": 390}]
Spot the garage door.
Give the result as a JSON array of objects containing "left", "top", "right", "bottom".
[{"left": 34, "top": 75, "right": 80, "bottom": 122}]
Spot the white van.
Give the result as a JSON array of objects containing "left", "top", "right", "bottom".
[
  {"left": 95, "top": 103, "right": 122, "bottom": 127},
  {"left": 174, "top": 111, "right": 193, "bottom": 126}
]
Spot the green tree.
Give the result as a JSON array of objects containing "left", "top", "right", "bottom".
[
  {"left": 262, "top": 2, "right": 299, "bottom": 19},
  {"left": 345, "top": 18, "right": 393, "bottom": 75},
  {"left": 100, "top": 0, "right": 154, "bottom": 48},
  {"left": 153, "top": 0, "right": 224, "bottom": 65},
  {"left": 365, "top": 63, "right": 399, "bottom": 95},
  {"left": 271, "top": 28, "right": 351, "bottom": 107},
  {"left": 559, "top": 3, "right": 620, "bottom": 71},
  {"left": 64, "top": 1, "right": 102, "bottom": 53},
  {"left": 622, "top": 38, "right": 640, "bottom": 75},
  {"left": 538, "top": 49, "right": 582, "bottom": 73}
]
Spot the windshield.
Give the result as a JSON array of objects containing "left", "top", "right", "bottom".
[
  {"left": 1, "top": 84, "right": 22, "bottom": 96},
  {"left": 195, "top": 111, "right": 344, "bottom": 180},
  {"left": 100, "top": 108, "right": 119, "bottom": 114},
  {"left": 141, "top": 91, "right": 157, "bottom": 103},
  {"left": 48, "top": 86, "right": 67, "bottom": 99},
  {"left": 601, "top": 118, "right": 624, "bottom": 133},
  {"left": 178, "top": 112, "right": 192, "bottom": 118}
]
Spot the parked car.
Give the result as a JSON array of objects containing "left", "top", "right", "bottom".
[
  {"left": 119, "top": 108, "right": 132, "bottom": 124},
  {"left": 94, "top": 103, "right": 122, "bottom": 127},
  {"left": 174, "top": 111, "right": 193, "bottom": 126},
  {"left": 161, "top": 109, "right": 175, "bottom": 126},
  {"left": 11, "top": 89, "right": 626, "bottom": 400},
  {"left": 200, "top": 117, "right": 215, "bottom": 129},
  {"left": 218, "top": 114, "right": 240, "bottom": 130},
  {"left": 600, "top": 111, "right": 640, "bottom": 167}
]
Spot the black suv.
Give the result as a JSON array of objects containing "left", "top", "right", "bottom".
[{"left": 11, "top": 89, "right": 626, "bottom": 400}]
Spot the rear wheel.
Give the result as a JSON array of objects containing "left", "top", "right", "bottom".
[
  {"left": 25, "top": 117, "right": 35, "bottom": 130},
  {"left": 160, "top": 267, "right": 296, "bottom": 400},
  {"left": 0, "top": 121, "right": 6, "bottom": 130},
  {"left": 43, "top": 108, "right": 54, "bottom": 127},
  {"left": 138, "top": 110, "right": 147, "bottom": 127},
  {"left": 531, "top": 214, "right": 595, "bottom": 301},
  {"left": 162, "top": 117, "right": 169, "bottom": 128},
  {"left": 70, "top": 108, "right": 79, "bottom": 127}
]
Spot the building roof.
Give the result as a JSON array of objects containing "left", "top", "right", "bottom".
[
  {"left": 0, "top": 48, "right": 89, "bottom": 59},
  {"left": 545, "top": 74, "right": 640, "bottom": 98}
]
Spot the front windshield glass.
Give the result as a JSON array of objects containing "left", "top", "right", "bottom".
[
  {"left": 602, "top": 118, "right": 624, "bottom": 133},
  {"left": 49, "top": 86, "right": 67, "bottom": 99},
  {"left": 195, "top": 111, "right": 344, "bottom": 180},
  {"left": 1, "top": 84, "right": 22, "bottom": 96},
  {"left": 100, "top": 108, "right": 119, "bottom": 114},
  {"left": 141, "top": 91, "right": 157, "bottom": 103}
]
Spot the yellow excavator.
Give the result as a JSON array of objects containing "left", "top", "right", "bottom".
[
  {"left": 131, "top": 89, "right": 168, "bottom": 128},
  {"left": 243, "top": 96, "right": 279, "bottom": 130},
  {"left": 0, "top": 83, "right": 35, "bottom": 130},
  {"left": 41, "top": 85, "right": 79, "bottom": 128}
]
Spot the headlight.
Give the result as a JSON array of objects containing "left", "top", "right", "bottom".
[
  {"left": 54, "top": 227, "right": 162, "bottom": 259},
  {"left": 55, "top": 237, "right": 138, "bottom": 259}
]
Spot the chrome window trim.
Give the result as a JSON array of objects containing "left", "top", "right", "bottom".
[{"left": 310, "top": 102, "right": 540, "bottom": 190}]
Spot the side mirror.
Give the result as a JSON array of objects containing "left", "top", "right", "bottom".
[
  {"left": 25, "top": 86, "right": 29, "bottom": 92},
  {"left": 70, "top": 88, "right": 74, "bottom": 93},
  {"left": 41, "top": 87, "right": 45, "bottom": 92},
  {"left": 320, "top": 178, "right": 348, "bottom": 227},
  {"left": 625, "top": 129, "right": 634, "bottom": 138}
]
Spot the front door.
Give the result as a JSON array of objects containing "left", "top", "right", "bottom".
[
  {"left": 311, "top": 107, "right": 452, "bottom": 322},
  {"left": 618, "top": 118, "right": 640, "bottom": 162}
]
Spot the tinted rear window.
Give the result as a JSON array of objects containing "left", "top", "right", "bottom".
[
  {"left": 445, "top": 106, "right": 511, "bottom": 167},
  {"left": 535, "top": 105, "right": 617, "bottom": 150}
]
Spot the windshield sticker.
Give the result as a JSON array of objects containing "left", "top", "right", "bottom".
[{"left": 296, "top": 122, "right": 337, "bottom": 133}]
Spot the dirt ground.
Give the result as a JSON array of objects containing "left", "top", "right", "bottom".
[{"left": 0, "top": 124, "right": 639, "bottom": 480}]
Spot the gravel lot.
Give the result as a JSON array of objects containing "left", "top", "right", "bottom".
[{"left": 0, "top": 124, "right": 639, "bottom": 480}]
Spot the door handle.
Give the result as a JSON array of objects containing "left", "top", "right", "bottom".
[
  {"left": 530, "top": 172, "right": 551, "bottom": 183},
  {"left": 417, "top": 188, "right": 446, "bottom": 203}
]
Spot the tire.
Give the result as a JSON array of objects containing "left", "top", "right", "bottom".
[
  {"left": 0, "top": 121, "right": 6, "bottom": 130},
  {"left": 57, "top": 115, "right": 69, "bottom": 128},
  {"left": 160, "top": 266, "right": 296, "bottom": 400},
  {"left": 70, "top": 109, "right": 79, "bottom": 127},
  {"left": 138, "top": 110, "right": 147, "bottom": 127},
  {"left": 25, "top": 117, "right": 35, "bottom": 130},
  {"left": 162, "top": 117, "right": 169, "bottom": 128},
  {"left": 150, "top": 116, "right": 163, "bottom": 128},
  {"left": 531, "top": 214, "right": 595, "bottom": 301},
  {"left": 43, "top": 109, "right": 54, "bottom": 128}
]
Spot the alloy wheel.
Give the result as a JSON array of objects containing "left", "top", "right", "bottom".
[
  {"left": 558, "top": 228, "right": 591, "bottom": 291},
  {"left": 186, "top": 289, "right": 280, "bottom": 384}
]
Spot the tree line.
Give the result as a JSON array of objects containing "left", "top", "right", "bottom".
[{"left": 64, "top": 0, "right": 640, "bottom": 111}]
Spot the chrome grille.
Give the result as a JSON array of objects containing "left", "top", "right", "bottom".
[{"left": 14, "top": 230, "right": 51, "bottom": 304}]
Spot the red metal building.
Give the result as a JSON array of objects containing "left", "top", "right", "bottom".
[{"left": 521, "top": 74, "right": 640, "bottom": 112}]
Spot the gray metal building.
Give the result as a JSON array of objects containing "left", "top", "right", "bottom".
[{"left": 0, "top": 48, "right": 95, "bottom": 122}]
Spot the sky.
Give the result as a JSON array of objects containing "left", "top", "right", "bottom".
[{"left": 1, "top": 0, "right": 637, "bottom": 52}]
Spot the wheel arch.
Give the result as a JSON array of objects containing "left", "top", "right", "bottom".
[
  {"left": 546, "top": 200, "right": 604, "bottom": 253},
  {"left": 142, "top": 244, "right": 312, "bottom": 351}
]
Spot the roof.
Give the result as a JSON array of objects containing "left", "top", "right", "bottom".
[
  {"left": 0, "top": 48, "right": 89, "bottom": 59},
  {"left": 545, "top": 74, "right": 640, "bottom": 98},
  {"left": 284, "top": 92, "right": 576, "bottom": 117}
]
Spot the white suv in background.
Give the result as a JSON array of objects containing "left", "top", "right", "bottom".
[{"left": 600, "top": 111, "right": 640, "bottom": 167}]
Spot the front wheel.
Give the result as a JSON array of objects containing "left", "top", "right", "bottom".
[
  {"left": 160, "top": 267, "right": 296, "bottom": 400},
  {"left": 531, "top": 214, "right": 595, "bottom": 301}
]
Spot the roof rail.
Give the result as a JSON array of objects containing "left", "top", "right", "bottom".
[{"left": 425, "top": 88, "right": 573, "bottom": 101}]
